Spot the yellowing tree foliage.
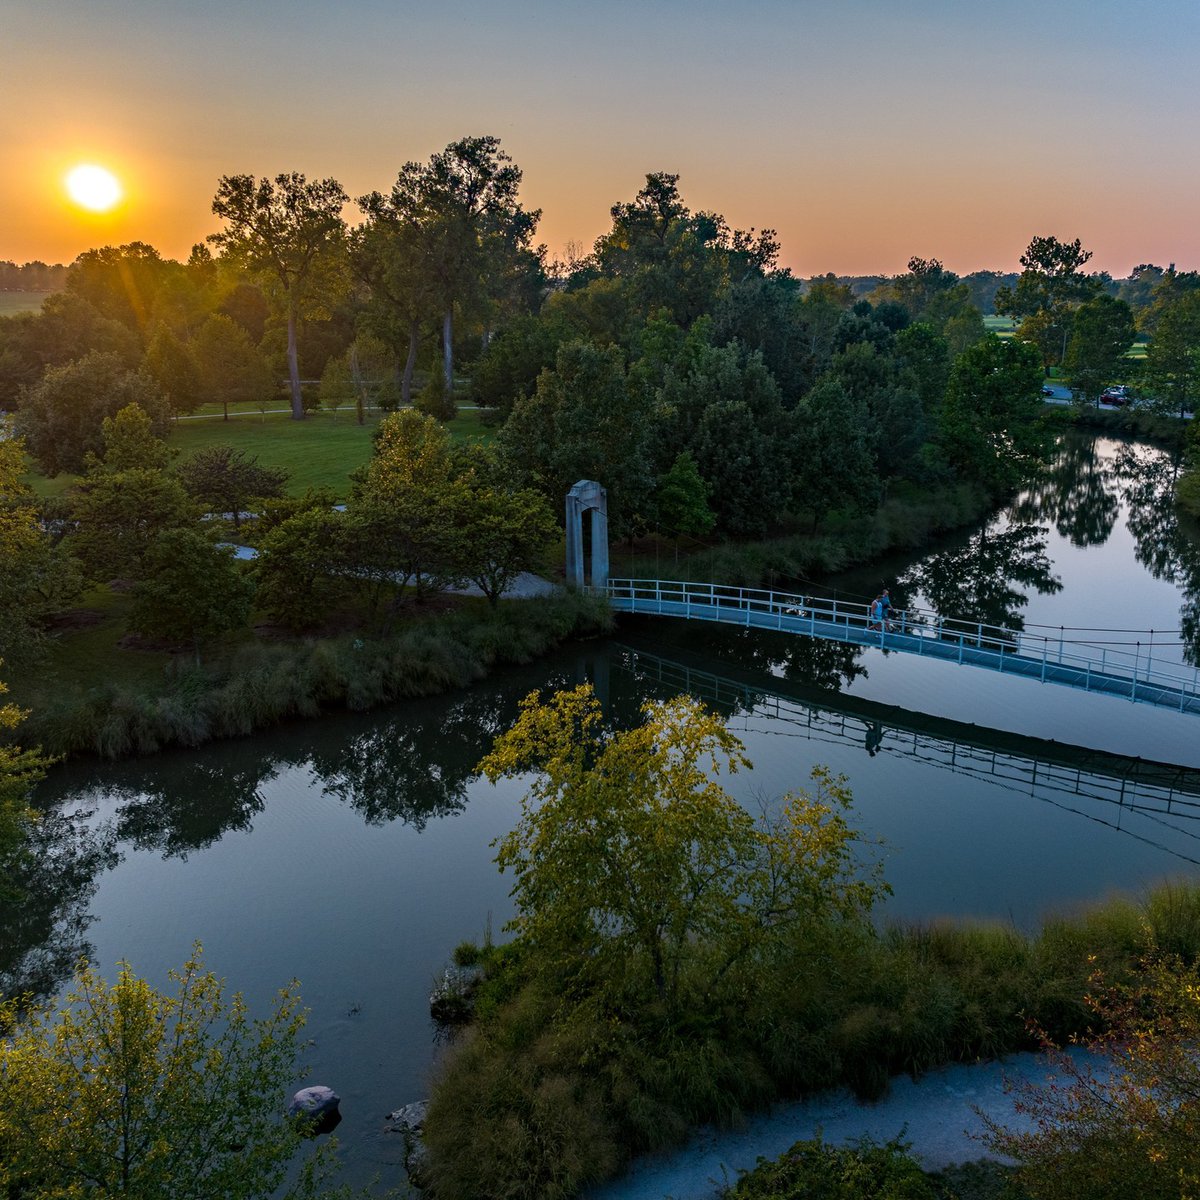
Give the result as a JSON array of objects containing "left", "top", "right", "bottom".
[
  {"left": 0, "top": 948, "right": 339, "bottom": 1200},
  {"left": 479, "top": 685, "right": 886, "bottom": 1012}
]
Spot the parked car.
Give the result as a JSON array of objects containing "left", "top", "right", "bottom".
[
  {"left": 1041, "top": 384, "right": 1055, "bottom": 397},
  {"left": 1100, "top": 386, "right": 1132, "bottom": 406}
]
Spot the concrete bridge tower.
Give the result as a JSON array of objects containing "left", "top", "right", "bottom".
[{"left": 565, "top": 480, "right": 608, "bottom": 590}]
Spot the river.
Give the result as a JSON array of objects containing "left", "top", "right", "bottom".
[{"left": 8, "top": 432, "right": 1200, "bottom": 1185}]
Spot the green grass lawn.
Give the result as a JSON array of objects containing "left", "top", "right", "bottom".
[
  {"left": 0, "top": 291, "right": 52, "bottom": 316},
  {"left": 983, "top": 315, "right": 1016, "bottom": 335},
  {"left": 21, "top": 406, "right": 491, "bottom": 500}
]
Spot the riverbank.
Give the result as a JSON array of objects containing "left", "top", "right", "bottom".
[
  {"left": 8, "top": 477, "right": 999, "bottom": 762},
  {"left": 587, "top": 1048, "right": 1088, "bottom": 1200},
  {"left": 15, "top": 592, "right": 613, "bottom": 760}
]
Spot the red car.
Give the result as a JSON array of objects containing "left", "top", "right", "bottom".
[{"left": 1100, "top": 386, "right": 1132, "bottom": 406}]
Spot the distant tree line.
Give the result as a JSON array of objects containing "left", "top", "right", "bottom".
[{"left": 0, "top": 260, "right": 67, "bottom": 292}]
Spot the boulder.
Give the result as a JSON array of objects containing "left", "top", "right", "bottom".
[
  {"left": 385, "top": 1100, "right": 430, "bottom": 1187},
  {"left": 288, "top": 1085, "right": 341, "bottom": 1136}
]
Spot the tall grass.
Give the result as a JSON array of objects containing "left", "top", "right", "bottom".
[{"left": 21, "top": 594, "right": 612, "bottom": 759}]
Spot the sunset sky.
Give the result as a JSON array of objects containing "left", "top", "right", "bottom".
[{"left": 4, "top": 0, "right": 1198, "bottom": 278}]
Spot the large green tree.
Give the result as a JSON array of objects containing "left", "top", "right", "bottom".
[
  {"left": 500, "top": 339, "right": 652, "bottom": 535},
  {"left": 177, "top": 445, "right": 288, "bottom": 529},
  {"left": 479, "top": 685, "right": 885, "bottom": 1013},
  {"left": 940, "top": 333, "right": 1047, "bottom": 494},
  {"left": 15, "top": 351, "right": 170, "bottom": 476},
  {"left": 1064, "top": 294, "right": 1137, "bottom": 407},
  {"left": 0, "top": 948, "right": 339, "bottom": 1199},
  {"left": 375, "top": 137, "right": 541, "bottom": 394},
  {"left": 210, "top": 173, "right": 349, "bottom": 420},
  {"left": 130, "top": 530, "right": 255, "bottom": 660},
  {"left": 995, "top": 235, "right": 1103, "bottom": 370},
  {"left": 0, "top": 667, "right": 50, "bottom": 904},
  {"left": 0, "top": 438, "right": 81, "bottom": 667},
  {"left": 1144, "top": 291, "right": 1200, "bottom": 419}
]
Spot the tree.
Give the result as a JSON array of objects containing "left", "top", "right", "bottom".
[
  {"left": 995, "top": 235, "right": 1103, "bottom": 370},
  {"left": 446, "top": 473, "right": 558, "bottom": 607},
  {"left": 130, "top": 530, "right": 254, "bottom": 660},
  {"left": 792, "top": 378, "right": 878, "bottom": 530},
  {"left": 655, "top": 449, "right": 716, "bottom": 543},
  {"left": 1144, "top": 291, "right": 1200, "bottom": 418},
  {"left": 192, "top": 313, "right": 275, "bottom": 421},
  {"left": 355, "top": 409, "right": 460, "bottom": 600},
  {"left": 15, "top": 351, "right": 171, "bottom": 476},
  {"left": 479, "top": 686, "right": 885, "bottom": 1014},
  {"left": 142, "top": 323, "right": 202, "bottom": 416},
  {"left": 0, "top": 948, "right": 338, "bottom": 1199},
  {"left": 1064, "top": 294, "right": 1137, "bottom": 406},
  {"left": 210, "top": 173, "right": 349, "bottom": 420},
  {"left": 0, "top": 665, "right": 50, "bottom": 904},
  {"left": 69, "top": 467, "right": 195, "bottom": 582},
  {"left": 983, "top": 956, "right": 1200, "bottom": 1200},
  {"left": 499, "top": 339, "right": 653, "bottom": 536},
  {"left": 0, "top": 438, "right": 81, "bottom": 666},
  {"left": 88, "top": 402, "right": 172, "bottom": 472},
  {"left": 655, "top": 340, "right": 789, "bottom": 536},
  {"left": 176, "top": 445, "right": 288, "bottom": 529},
  {"left": 940, "top": 333, "right": 1047, "bottom": 494},
  {"left": 352, "top": 190, "right": 439, "bottom": 407},
  {"left": 376, "top": 137, "right": 540, "bottom": 393}
]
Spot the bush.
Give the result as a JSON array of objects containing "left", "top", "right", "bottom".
[{"left": 727, "top": 1135, "right": 938, "bottom": 1199}]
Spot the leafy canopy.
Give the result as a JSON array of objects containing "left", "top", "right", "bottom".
[
  {"left": 0, "top": 946, "right": 341, "bottom": 1200},
  {"left": 479, "top": 685, "right": 886, "bottom": 1012}
]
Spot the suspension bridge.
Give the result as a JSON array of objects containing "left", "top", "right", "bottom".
[
  {"left": 611, "top": 642, "right": 1200, "bottom": 862},
  {"left": 596, "top": 579, "right": 1200, "bottom": 718}
]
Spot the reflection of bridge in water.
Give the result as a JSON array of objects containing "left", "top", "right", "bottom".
[
  {"left": 601, "top": 579, "right": 1200, "bottom": 717},
  {"left": 611, "top": 642, "right": 1200, "bottom": 866}
]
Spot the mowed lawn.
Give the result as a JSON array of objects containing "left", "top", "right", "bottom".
[
  {"left": 21, "top": 406, "right": 491, "bottom": 499},
  {"left": 0, "top": 291, "right": 53, "bottom": 316}
]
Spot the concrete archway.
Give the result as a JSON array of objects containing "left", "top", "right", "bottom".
[{"left": 565, "top": 480, "right": 608, "bottom": 590}]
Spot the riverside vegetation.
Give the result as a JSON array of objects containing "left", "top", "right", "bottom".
[{"left": 414, "top": 686, "right": 1200, "bottom": 1200}]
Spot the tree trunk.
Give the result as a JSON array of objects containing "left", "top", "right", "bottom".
[
  {"left": 402, "top": 325, "right": 418, "bottom": 407},
  {"left": 286, "top": 302, "right": 304, "bottom": 420},
  {"left": 443, "top": 307, "right": 453, "bottom": 393},
  {"left": 349, "top": 345, "right": 367, "bottom": 426}
]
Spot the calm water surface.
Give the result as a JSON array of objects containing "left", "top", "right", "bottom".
[{"left": 10, "top": 433, "right": 1200, "bottom": 1183}]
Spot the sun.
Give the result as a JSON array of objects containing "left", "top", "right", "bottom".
[{"left": 65, "top": 164, "right": 122, "bottom": 212}]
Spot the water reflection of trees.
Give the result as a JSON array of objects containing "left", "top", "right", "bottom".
[
  {"left": 0, "top": 807, "right": 118, "bottom": 1003},
  {"left": 903, "top": 521, "right": 1063, "bottom": 638},
  {"left": 625, "top": 620, "right": 868, "bottom": 693},
  {"left": 304, "top": 686, "right": 535, "bottom": 828},
  {"left": 1114, "top": 443, "right": 1200, "bottom": 664},
  {"left": 1012, "top": 433, "right": 1121, "bottom": 548}
]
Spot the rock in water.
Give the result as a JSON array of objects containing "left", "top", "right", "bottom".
[{"left": 288, "top": 1085, "right": 341, "bottom": 1136}]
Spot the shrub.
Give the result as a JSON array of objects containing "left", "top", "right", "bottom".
[{"left": 727, "top": 1135, "right": 939, "bottom": 1199}]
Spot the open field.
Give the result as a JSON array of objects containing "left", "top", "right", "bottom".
[
  {"left": 0, "top": 291, "right": 52, "bottom": 316},
  {"left": 21, "top": 406, "right": 491, "bottom": 499}
]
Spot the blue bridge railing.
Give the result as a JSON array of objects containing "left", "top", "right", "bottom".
[{"left": 598, "top": 578, "right": 1200, "bottom": 718}]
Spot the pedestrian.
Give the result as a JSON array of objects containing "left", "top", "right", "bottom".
[
  {"left": 868, "top": 594, "right": 883, "bottom": 631},
  {"left": 880, "top": 588, "right": 892, "bottom": 630}
]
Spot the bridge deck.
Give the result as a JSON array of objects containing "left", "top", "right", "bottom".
[{"left": 601, "top": 580, "right": 1200, "bottom": 718}]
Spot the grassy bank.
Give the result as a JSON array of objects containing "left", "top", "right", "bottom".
[
  {"left": 16, "top": 592, "right": 612, "bottom": 759},
  {"left": 423, "top": 882, "right": 1199, "bottom": 1200},
  {"left": 612, "top": 480, "right": 992, "bottom": 589}
]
